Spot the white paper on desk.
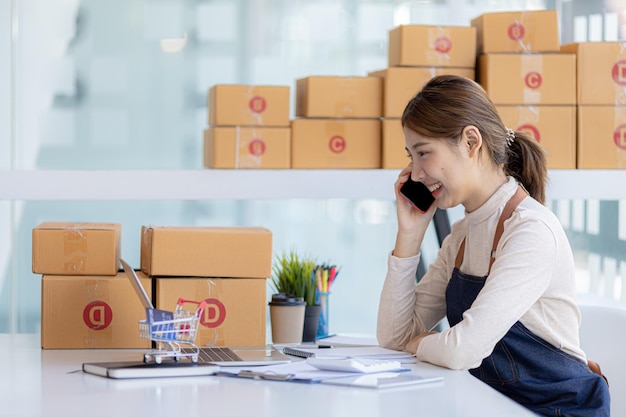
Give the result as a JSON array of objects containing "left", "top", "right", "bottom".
[
  {"left": 320, "top": 335, "right": 378, "bottom": 346},
  {"left": 217, "top": 360, "right": 367, "bottom": 382},
  {"left": 320, "top": 372, "right": 444, "bottom": 389},
  {"left": 287, "top": 346, "right": 417, "bottom": 363}
]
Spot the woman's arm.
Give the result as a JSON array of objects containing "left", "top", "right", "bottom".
[{"left": 414, "top": 216, "right": 557, "bottom": 369}]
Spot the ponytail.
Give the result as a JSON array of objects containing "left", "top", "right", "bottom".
[{"left": 505, "top": 130, "right": 548, "bottom": 204}]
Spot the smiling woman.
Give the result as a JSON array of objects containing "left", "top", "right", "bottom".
[{"left": 378, "top": 75, "right": 610, "bottom": 416}]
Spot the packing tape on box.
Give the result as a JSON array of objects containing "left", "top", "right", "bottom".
[
  {"left": 426, "top": 26, "right": 452, "bottom": 66},
  {"left": 82, "top": 279, "right": 113, "bottom": 347},
  {"left": 234, "top": 125, "right": 263, "bottom": 169},
  {"left": 63, "top": 228, "right": 88, "bottom": 274},
  {"left": 201, "top": 278, "right": 225, "bottom": 346},
  {"left": 615, "top": 45, "right": 626, "bottom": 105},
  {"left": 512, "top": 12, "right": 539, "bottom": 53},
  {"left": 245, "top": 85, "right": 265, "bottom": 125},
  {"left": 520, "top": 54, "right": 543, "bottom": 103}
]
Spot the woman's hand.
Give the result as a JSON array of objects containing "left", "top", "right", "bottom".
[
  {"left": 393, "top": 165, "right": 437, "bottom": 258},
  {"left": 405, "top": 331, "right": 437, "bottom": 354}
]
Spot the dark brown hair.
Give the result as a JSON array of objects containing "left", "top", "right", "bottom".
[{"left": 401, "top": 75, "right": 547, "bottom": 203}]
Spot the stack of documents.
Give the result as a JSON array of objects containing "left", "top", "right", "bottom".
[
  {"left": 216, "top": 360, "right": 443, "bottom": 389},
  {"left": 216, "top": 345, "right": 443, "bottom": 389}
]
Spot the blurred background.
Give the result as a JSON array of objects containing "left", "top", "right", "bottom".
[{"left": 1, "top": 0, "right": 625, "bottom": 336}]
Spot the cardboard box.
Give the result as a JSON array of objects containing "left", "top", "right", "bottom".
[
  {"left": 291, "top": 118, "right": 381, "bottom": 169},
  {"left": 561, "top": 42, "right": 626, "bottom": 105},
  {"left": 471, "top": 10, "right": 560, "bottom": 54},
  {"left": 369, "top": 67, "right": 476, "bottom": 118},
  {"left": 478, "top": 53, "right": 576, "bottom": 105},
  {"left": 208, "top": 84, "right": 290, "bottom": 127},
  {"left": 141, "top": 226, "right": 272, "bottom": 278},
  {"left": 496, "top": 105, "right": 576, "bottom": 169},
  {"left": 32, "top": 222, "right": 121, "bottom": 276},
  {"left": 203, "top": 127, "right": 291, "bottom": 169},
  {"left": 382, "top": 118, "right": 409, "bottom": 169},
  {"left": 155, "top": 277, "right": 267, "bottom": 347},
  {"left": 295, "top": 76, "right": 382, "bottom": 118},
  {"left": 387, "top": 25, "right": 477, "bottom": 68},
  {"left": 577, "top": 106, "right": 626, "bottom": 169},
  {"left": 41, "top": 272, "right": 151, "bottom": 349}
]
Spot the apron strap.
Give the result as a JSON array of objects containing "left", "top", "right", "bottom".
[{"left": 455, "top": 185, "right": 528, "bottom": 273}]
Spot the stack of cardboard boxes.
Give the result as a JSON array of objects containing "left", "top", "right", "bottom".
[
  {"left": 561, "top": 42, "right": 626, "bottom": 168},
  {"left": 200, "top": 9, "right": 626, "bottom": 172},
  {"left": 35, "top": 222, "right": 274, "bottom": 349},
  {"left": 34, "top": 222, "right": 151, "bottom": 349},
  {"left": 291, "top": 76, "right": 383, "bottom": 168},
  {"left": 204, "top": 85, "right": 291, "bottom": 168},
  {"left": 370, "top": 24, "right": 477, "bottom": 168},
  {"left": 473, "top": 10, "right": 577, "bottom": 169},
  {"left": 140, "top": 226, "right": 272, "bottom": 346}
]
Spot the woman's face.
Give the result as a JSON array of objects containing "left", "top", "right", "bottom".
[{"left": 403, "top": 127, "right": 473, "bottom": 210}]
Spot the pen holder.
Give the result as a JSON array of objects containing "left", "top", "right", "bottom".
[{"left": 316, "top": 292, "right": 330, "bottom": 338}]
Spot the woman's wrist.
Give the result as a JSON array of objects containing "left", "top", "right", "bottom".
[{"left": 393, "top": 231, "right": 423, "bottom": 258}]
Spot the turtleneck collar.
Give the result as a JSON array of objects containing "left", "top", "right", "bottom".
[{"left": 464, "top": 177, "right": 518, "bottom": 225}]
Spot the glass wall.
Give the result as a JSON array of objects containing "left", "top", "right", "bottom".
[{"left": 2, "top": 0, "right": 625, "bottom": 336}]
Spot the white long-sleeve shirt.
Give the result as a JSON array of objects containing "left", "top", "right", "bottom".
[{"left": 377, "top": 177, "right": 585, "bottom": 370}]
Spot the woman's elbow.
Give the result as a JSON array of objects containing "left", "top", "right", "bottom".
[{"left": 376, "top": 330, "right": 408, "bottom": 351}]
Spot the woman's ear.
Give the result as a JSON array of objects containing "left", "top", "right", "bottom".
[{"left": 462, "top": 125, "right": 482, "bottom": 157}]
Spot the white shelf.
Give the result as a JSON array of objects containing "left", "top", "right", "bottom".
[{"left": 0, "top": 169, "right": 624, "bottom": 201}]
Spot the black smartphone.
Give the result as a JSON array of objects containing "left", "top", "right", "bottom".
[{"left": 399, "top": 178, "right": 435, "bottom": 212}]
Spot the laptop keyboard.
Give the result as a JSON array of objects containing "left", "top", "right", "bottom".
[{"left": 184, "top": 347, "right": 243, "bottom": 363}]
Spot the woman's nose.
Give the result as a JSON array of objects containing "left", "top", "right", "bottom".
[{"left": 410, "top": 165, "right": 423, "bottom": 182}]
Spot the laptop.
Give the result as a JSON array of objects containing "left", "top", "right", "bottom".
[{"left": 119, "top": 259, "right": 292, "bottom": 367}]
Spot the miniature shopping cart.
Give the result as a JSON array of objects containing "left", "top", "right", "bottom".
[{"left": 139, "top": 297, "right": 207, "bottom": 364}]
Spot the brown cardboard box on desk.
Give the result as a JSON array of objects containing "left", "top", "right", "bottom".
[
  {"left": 203, "top": 126, "right": 291, "bottom": 169},
  {"left": 41, "top": 272, "right": 151, "bottom": 349},
  {"left": 497, "top": 105, "right": 576, "bottom": 169},
  {"left": 295, "top": 76, "right": 382, "bottom": 119},
  {"left": 387, "top": 24, "right": 477, "bottom": 68},
  {"left": 290, "top": 118, "right": 381, "bottom": 169},
  {"left": 369, "top": 67, "right": 476, "bottom": 119},
  {"left": 478, "top": 53, "right": 577, "bottom": 169},
  {"left": 561, "top": 41, "right": 626, "bottom": 106},
  {"left": 471, "top": 9, "right": 560, "bottom": 54},
  {"left": 208, "top": 84, "right": 290, "bottom": 127},
  {"left": 155, "top": 277, "right": 267, "bottom": 347},
  {"left": 141, "top": 226, "right": 273, "bottom": 346},
  {"left": 577, "top": 106, "right": 626, "bottom": 169},
  {"left": 140, "top": 226, "right": 272, "bottom": 278},
  {"left": 32, "top": 222, "right": 121, "bottom": 276},
  {"left": 478, "top": 53, "right": 576, "bottom": 106}
]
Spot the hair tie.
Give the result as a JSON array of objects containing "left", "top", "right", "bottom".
[{"left": 505, "top": 127, "right": 515, "bottom": 147}]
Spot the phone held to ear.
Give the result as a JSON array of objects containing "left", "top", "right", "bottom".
[{"left": 399, "top": 178, "right": 435, "bottom": 212}]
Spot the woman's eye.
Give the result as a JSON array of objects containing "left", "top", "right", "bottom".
[{"left": 417, "top": 151, "right": 428, "bottom": 158}]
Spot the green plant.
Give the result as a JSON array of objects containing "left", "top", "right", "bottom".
[{"left": 271, "top": 250, "right": 317, "bottom": 306}]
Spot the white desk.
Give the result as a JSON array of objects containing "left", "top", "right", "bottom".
[{"left": 0, "top": 334, "right": 536, "bottom": 417}]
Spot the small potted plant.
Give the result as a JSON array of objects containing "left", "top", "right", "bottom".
[{"left": 271, "top": 250, "right": 320, "bottom": 342}]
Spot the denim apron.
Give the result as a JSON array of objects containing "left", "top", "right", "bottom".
[{"left": 445, "top": 186, "right": 610, "bottom": 417}]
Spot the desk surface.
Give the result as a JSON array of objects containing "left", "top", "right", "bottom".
[{"left": 0, "top": 334, "right": 536, "bottom": 417}]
